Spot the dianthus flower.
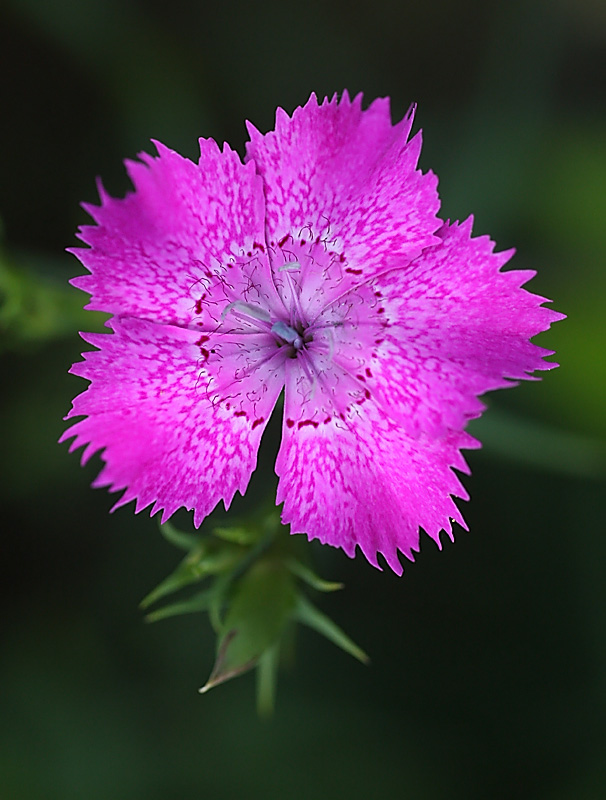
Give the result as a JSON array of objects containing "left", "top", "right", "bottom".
[{"left": 61, "top": 92, "right": 562, "bottom": 574}]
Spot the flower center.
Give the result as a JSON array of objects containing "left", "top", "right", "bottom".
[
  {"left": 267, "top": 259, "right": 313, "bottom": 357},
  {"left": 271, "top": 320, "right": 308, "bottom": 357}
]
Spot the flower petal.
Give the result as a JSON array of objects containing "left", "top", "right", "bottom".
[
  {"left": 352, "top": 218, "right": 565, "bottom": 436},
  {"left": 276, "top": 357, "right": 476, "bottom": 574},
  {"left": 70, "top": 140, "right": 282, "bottom": 327},
  {"left": 60, "top": 317, "right": 283, "bottom": 524},
  {"left": 245, "top": 92, "right": 441, "bottom": 306}
]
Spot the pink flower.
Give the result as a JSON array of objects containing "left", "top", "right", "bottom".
[{"left": 61, "top": 92, "right": 563, "bottom": 574}]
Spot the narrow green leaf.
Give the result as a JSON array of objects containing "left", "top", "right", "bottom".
[
  {"left": 140, "top": 552, "right": 207, "bottom": 609},
  {"left": 140, "top": 541, "right": 241, "bottom": 609},
  {"left": 144, "top": 588, "right": 215, "bottom": 623},
  {"left": 158, "top": 520, "right": 201, "bottom": 551},
  {"left": 212, "top": 525, "right": 262, "bottom": 545},
  {"left": 294, "top": 594, "right": 369, "bottom": 665},
  {"left": 286, "top": 558, "right": 344, "bottom": 592}
]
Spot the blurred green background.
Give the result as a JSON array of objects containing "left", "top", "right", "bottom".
[{"left": 1, "top": 0, "right": 605, "bottom": 798}]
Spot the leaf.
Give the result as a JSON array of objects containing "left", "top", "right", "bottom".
[
  {"left": 200, "top": 558, "right": 296, "bottom": 693},
  {"left": 144, "top": 588, "right": 215, "bottom": 623},
  {"left": 294, "top": 594, "right": 369, "bottom": 665},
  {"left": 158, "top": 520, "right": 201, "bottom": 551},
  {"left": 140, "top": 540, "right": 242, "bottom": 610},
  {"left": 212, "top": 506, "right": 284, "bottom": 547},
  {"left": 286, "top": 558, "right": 344, "bottom": 592},
  {"left": 212, "top": 525, "right": 263, "bottom": 546}
]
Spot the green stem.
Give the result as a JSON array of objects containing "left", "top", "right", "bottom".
[{"left": 256, "top": 643, "right": 280, "bottom": 717}]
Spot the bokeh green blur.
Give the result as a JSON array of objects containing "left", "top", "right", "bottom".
[{"left": 1, "top": 0, "right": 605, "bottom": 797}]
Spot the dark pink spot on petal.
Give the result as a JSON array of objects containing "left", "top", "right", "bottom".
[
  {"left": 298, "top": 419, "right": 319, "bottom": 429},
  {"left": 251, "top": 417, "right": 264, "bottom": 430}
]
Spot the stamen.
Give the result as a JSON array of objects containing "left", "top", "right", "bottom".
[
  {"left": 220, "top": 301, "right": 272, "bottom": 330},
  {"left": 271, "top": 321, "right": 303, "bottom": 349},
  {"left": 279, "top": 268, "right": 307, "bottom": 328}
]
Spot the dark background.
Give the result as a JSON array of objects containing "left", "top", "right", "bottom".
[{"left": 1, "top": 0, "right": 605, "bottom": 798}]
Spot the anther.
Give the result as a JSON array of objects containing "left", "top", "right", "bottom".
[{"left": 271, "top": 320, "right": 302, "bottom": 345}]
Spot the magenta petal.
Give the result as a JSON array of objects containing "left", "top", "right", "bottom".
[
  {"left": 246, "top": 92, "right": 441, "bottom": 302},
  {"left": 70, "top": 139, "right": 282, "bottom": 326},
  {"left": 276, "top": 360, "right": 476, "bottom": 574},
  {"left": 60, "top": 318, "right": 283, "bottom": 523},
  {"left": 327, "top": 217, "right": 564, "bottom": 439}
]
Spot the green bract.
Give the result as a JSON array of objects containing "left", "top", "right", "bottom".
[{"left": 142, "top": 511, "right": 367, "bottom": 714}]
